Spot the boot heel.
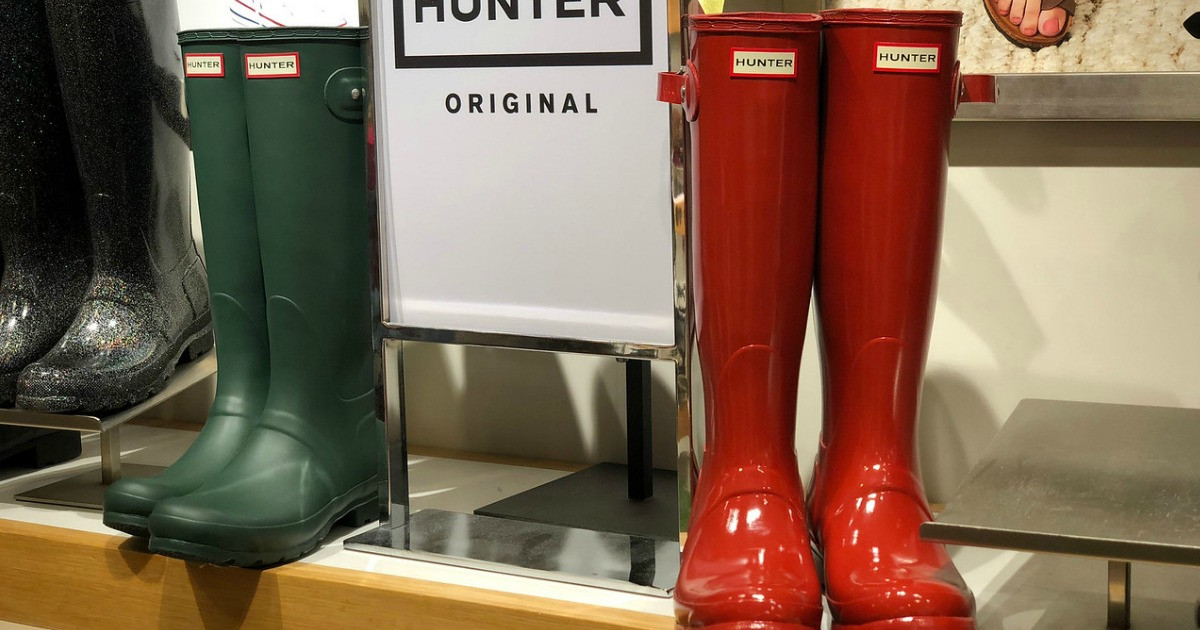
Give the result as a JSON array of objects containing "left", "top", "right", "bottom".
[
  {"left": 337, "top": 500, "right": 380, "bottom": 527},
  {"left": 184, "top": 328, "right": 215, "bottom": 362},
  {"left": 21, "top": 431, "right": 83, "bottom": 469}
]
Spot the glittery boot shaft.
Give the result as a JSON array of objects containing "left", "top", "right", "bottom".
[
  {"left": 17, "top": 0, "right": 213, "bottom": 412},
  {"left": 0, "top": 0, "right": 90, "bottom": 405},
  {"left": 0, "top": 0, "right": 86, "bottom": 465}
]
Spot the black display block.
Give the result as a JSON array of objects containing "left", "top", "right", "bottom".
[{"left": 475, "top": 462, "right": 679, "bottom": 542}]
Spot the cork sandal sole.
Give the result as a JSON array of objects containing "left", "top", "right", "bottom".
[{"left": 982, "top": 0, "right": 1074, "bottom": 50}]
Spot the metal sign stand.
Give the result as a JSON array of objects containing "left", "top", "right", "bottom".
[
  {"left": 0, "top": 352, "right": 217, "bottom": 510},
  {"left": 474, "top": 359, "right": 679, "bottom": 542},
  {"left": 345, "top": 0, "right": 692, "bottom": 595}
]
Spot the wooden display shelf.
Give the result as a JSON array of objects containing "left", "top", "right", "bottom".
[{"left": 0, "top": 519, "right": 671, "bottom": 630}]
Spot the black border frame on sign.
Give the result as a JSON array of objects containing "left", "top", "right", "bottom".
[{"left": 392, "top": 0, "right": 655, "bottom": 68}]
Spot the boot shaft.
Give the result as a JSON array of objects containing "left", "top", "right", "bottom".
[
  {"left": 239, "top": 29, "right": 374, "bottom": 443},
  {"left": 179, "top": 31, "right": 271, "bottom": 419},
  {"left": 680, "top": 13, "right": 822, "bottom": 463},
  {"left": 0, "top": 0, "right": 88, "bottom": 268},
  {"left": 815, "top": 8, "right": 962, "bottom": 476},
  {"left": 45, "top": 0, "right": 196, "bottom": 281}
]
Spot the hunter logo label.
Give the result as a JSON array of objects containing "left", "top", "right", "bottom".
[
  {"left": 184, "top": 53, "right": 225, "bottom": 78},
  {"left": 730, "top": 49, "right": 797, "bottom": 78},
  {"left": 245, "top": 53, "right": 301, "bottom": 79},
  {"left": 394, "top": 0, "right": 653, "bottom": 68},
  {"left": 874, "top": 43, "right": 941, "bottom": 74}
]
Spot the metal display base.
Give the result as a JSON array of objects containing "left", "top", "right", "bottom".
[
  {"left": 345, "top": 508, "right": 678, "bottom": 596},
  {"left": 922, "top": 399, "right": 1200, "bottom": 630},
  {"left": 16, "top": 463, "right": 165, "bottom": 509},
  {"left": 0, "top": 352, "right": 216, "bottom": 510},
  {"left": 475, "top": 462, "right": 679, "bottom": 542}
]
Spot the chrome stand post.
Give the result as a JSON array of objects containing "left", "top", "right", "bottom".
[{"left": 1107, "top": 560, "right": 1131, "bottom": 630}]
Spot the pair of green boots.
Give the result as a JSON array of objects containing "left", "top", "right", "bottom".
[{"left": 103, "top": 28, "right": 381, "bottom": 567}]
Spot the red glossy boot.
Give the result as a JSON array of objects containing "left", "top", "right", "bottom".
[
  {"left": 809, "top": 9, "right": 975, "bottom": 630},
  {"left": 660, "top": 12, "right": 823, "bottom": 630}
]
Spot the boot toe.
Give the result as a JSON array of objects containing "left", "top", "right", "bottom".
[
  {"left": 149, "top": 488, "right": 365, "bottom": 567},
  {"left": 676, "top": 493, "right": 823, "bottom": 628},
  {"left": 821, "top": 491, "right": 974, "bottom": 626},
  {"left": 15, "top": 364, "right": 85, "bottom": 412},
  {"left": 150, "top": 495, "right": 250, "bottom": 550},
  {"left": 105, "top": 477, "right": 176, "bottom": 521},
  {"left": 13, "top": 296, "right": 188, "bottom": 412},
  {"left": 827, "top": 576, "right": 974, "bottom": 626},
  {"left": 104, "top": 477, "right": 177, "bottom": 537},
  {"left": 147, "top": 438, "right": 379, "bottom": 567}
]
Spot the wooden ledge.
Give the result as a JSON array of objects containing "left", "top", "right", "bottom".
[{"left": 0, "top": 519, "right": 671, "bottom": 630}]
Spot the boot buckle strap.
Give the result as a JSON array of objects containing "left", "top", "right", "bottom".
[
  {"left": 957, "top": 72, "right": 998, "bottom": 112},
  {"left": 657, "top": 62, "right": 699, "bottom": 120},
  {"left": 657, "top": 69, "right": 687, "bottom": 105},
  {"left": 325, "top": 67, "right": 368, "bottom": 122}
]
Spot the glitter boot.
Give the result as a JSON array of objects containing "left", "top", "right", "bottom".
[
  {"left": 17, "top": 0, "right": 213, "bottom": 413},
  {"left": 0, "top": 0, "right": 85, "bottom": 464}
]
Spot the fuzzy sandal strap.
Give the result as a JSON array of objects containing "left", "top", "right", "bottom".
[{"left": 1042, "top": 0, "right": 1075, "bottom": 16}]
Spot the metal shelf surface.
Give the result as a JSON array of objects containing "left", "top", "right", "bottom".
[
  {"left": 923, "top": 398, "right": 1200, "bottom": 628},
  {"left": 957, "top": 72, "right": 1200, "bottom": 121},
  {"left": 0, "top": 352, "right": 216, "bottom": 509},
  {"left": 346, "top": 509, "right": 679, "bottom": 597}
]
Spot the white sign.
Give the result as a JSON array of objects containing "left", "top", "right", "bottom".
[
  {"left": 374, "top": 0, "right": 674, "bottom": 345},
  {"left": 874, "top": 43, "right": 941, "bottom": 74}
]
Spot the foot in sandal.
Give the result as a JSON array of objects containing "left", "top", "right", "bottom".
[{"left": 985, "top": 0, "right": 1074, "bottom": 49}]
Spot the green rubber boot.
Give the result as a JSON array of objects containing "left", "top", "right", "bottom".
[
  {"left": 103, "top": 31, "right": 270, "bottom": 537},
  {"left": 148, "top": 28, "right": 380, "bottom": 567}
]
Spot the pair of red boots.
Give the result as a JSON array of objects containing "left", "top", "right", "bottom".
[{"left": 660, "top": 9, "right": 973, "bottom": 630}]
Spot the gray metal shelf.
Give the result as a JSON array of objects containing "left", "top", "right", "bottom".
[
  {"left": 0, "top": 352, "right": 216, "bottom": 509},
  {"left": 923, "top": 399, "right": 1200, "bottom": 629},
  {"left": 957, "top": 72, "right": 1200, "bottom": 121}
]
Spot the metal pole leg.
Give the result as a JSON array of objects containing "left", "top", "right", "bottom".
[
  {"left": 626, "top": 359, "right": 653, "bottom": 501},
  {"left": 99, "top": 426, "right": 122, "bottom": 485},
  {"left": 1107, "top": 560, "right": 1131, "bottom": 630},
  {"left": 384, "top": 338, "right": 410, "bottom": 528}
]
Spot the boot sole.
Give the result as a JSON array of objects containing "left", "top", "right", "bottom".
[
  {"left": 833, "top": 618, "right": 975, "bottom": 629},
  {"left": 17, "top": 316, "right": 213, "bottom": 413},
  {"left": 147, "top": 481, "right": 379, "bottom": 567},
  {"left": 104, "top": 512, "right": 151, "bottom": 538}
]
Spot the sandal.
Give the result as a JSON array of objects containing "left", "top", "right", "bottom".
[{"left": 983, "top": 0, "right": 1075, "bottom": 50}]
